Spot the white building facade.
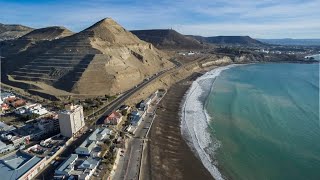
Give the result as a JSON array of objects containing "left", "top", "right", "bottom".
[{"left": 58, "top": 105, "right": 85, "bottom": 138}]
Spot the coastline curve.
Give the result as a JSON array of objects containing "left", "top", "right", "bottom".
[{"left": 180, "top": 64, "right": 241, "bottom": 180}]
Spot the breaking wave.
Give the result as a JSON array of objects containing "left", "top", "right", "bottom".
[{"left": 180, "top": 64, "right": 241, "bottom": 180}]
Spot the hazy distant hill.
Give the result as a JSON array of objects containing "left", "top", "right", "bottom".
[
  {"left": 0, "top": 23, "right": 34, "bottom": 41},
  {"left": 188, "top": 35, "right": 265, "bottom": 46},
  {"left": 131, "top": 29, "right": 205, "bottom": 49},
  {"left": 258, "top": 39, "right": 320, "bottom": 46},
  {"left": 1, "top": 18, "right": 172, "bottom": 97}
]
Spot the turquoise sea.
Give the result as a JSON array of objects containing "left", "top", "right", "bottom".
[{"left": 205, "top": 63, "right": 320, "bottom": 180}]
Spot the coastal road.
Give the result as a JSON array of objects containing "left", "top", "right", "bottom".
[
  {"left": 112, "top": 114, "right": 153, "bottom": 180},
  {"left": 112, "top": 95, "right": 161, "bottom": 180},
  {"left": 95, "top": 66, "right": 172, "bottom": 125}
]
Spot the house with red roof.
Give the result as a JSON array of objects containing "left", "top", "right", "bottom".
[
  {"left": 1, "top": 103, "right": 10, "bottom": 111},
  {"left": 104, "top": 111, "right": 122, "bottom": 125}
]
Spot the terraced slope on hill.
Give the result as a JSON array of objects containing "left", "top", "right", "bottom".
[{"left": 1, "top": 18, "right": 173, "bottom": 97}]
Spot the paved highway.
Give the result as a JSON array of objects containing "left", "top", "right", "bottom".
[{"left": 95, "top": 66, "right": 171, "bottom": 125}]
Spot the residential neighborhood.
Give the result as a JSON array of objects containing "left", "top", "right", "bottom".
[{"left": 0, "top": 88, "right": 166, "bottom": 180}]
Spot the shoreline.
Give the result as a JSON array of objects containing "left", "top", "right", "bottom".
[
  {"left": 140, "top": 64, "right": 241, "bottom": 180},
  {"left": 181, "top": 64, "right": 240, "bottom": 180},
  {"left": 143, "top": 72, "right": 214, "bottom": 180}
]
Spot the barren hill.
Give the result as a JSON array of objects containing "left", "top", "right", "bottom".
[
  {"left": 21, "top": 26, "right": 74, "bottom": 41},
  {"left": 0, "top": 23, "right": 34, "bottom": 41},
  {"left": 188, "top": 35, "right": 265, "bottom": 46},
  {"left": 0, "top": 26, "right": 74, "bottom": 63},
  {"left": 131, "top": 29, "right": 205, "bottom": 49},
  {"left": 1, "top": 18, "right": 173, "bottom": 98}
]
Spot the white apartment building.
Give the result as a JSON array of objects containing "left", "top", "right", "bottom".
[{"left": 58, "top": 104, "right": 85, "bottom": 138}]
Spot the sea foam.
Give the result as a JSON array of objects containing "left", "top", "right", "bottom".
[{"left": 181, "top": 64, "right": 240, "bottom": 180}]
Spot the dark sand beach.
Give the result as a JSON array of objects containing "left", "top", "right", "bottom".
[{"left": 141, "top": 72, "right": 214, "bottom": 180}]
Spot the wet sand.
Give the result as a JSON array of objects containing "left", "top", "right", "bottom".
[{"left": 142, "top": 72, "right": 214, "bottom": 180}]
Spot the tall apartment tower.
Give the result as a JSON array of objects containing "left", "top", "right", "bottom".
[{"left": 58, "top": 104, "right": 85, "bottom": 138}]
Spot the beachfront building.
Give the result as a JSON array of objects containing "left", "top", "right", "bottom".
[
  {"left": 55, "top": 154, "right": 78, "bottom": 178},
  {"left": 129, "top": 111, "right": 143, "bottom": 126},
  {"left": 77, "top": 157, "right": 100, "bottom": 180},
  {"left": 127, "top": 110, "right": 146, "bottom": 134},
  {"left": 104, "top": 111, "right": 122, "bottom": 125},
  {"left": 136, "top": 100, "right": 146, "bottom": 111},
  {"left": 75, "top": 139, "right": 96, "bottom": 156},
  {"left": 54, "top": 154, "right": 100, "bottom": 180},
  {"left": 88, "top": 127, "right": 112, "bottom": 141},
  {"left": 75, "top": 127, "right": 111, "bottom": 156},
  {"left": 0, "top": 151, "right": 46, "bottom": 180},
  {"left": 58, "top": 104, "right": 85, "bottom": 138}
]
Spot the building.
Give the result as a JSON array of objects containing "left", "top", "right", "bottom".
[
  {"left": 58, "top": 104, "right": 85, "bottom": 138},
  {"left": 77, "top": 157, "right": 100, "bottom": 180},
  {"left": 75, "top": 127, "right": 111, "bottom": 156},
  {"left": 127, "top": 110, "right": 146, "bottom": 134},
  {"left": 13, "top": 123, "right": 47, "bottom": 141},
  {"left": 12, "top": 99, "right": 26, "bottom": 108},
  {"left": 136, "top": 100, "right": 146, "bottom": 111},
  {"left": 14, "top": 107, "right": 27, "bottom": 115},
  {"left": 0, "top": 132, "right": 28, "bottom": 147},
  {"left": 88, "top": 127, "right": 111, "bottom": 141},
  {"left": 1, "top": 103, "right": 10, "bottom": 111},
  {"left": 55, "top": 154, "right": 78, "bottom": 177},
  {"left": 75, "top": 139, "right": 96, "bottom": 156},
  {"left": 0, "top": 140, "right": 14, "bottom": 154},
  {"left": 54, "top": 154, "right": 100, "bottom": 180},
  {"left": 0, "top": 151, "right": 46, "bottom": 180},
  {"left": 38, "top": 118, "right": 60, "bottom": 133},
  {"left": 129, "top": 110, "right": 143, "bottom": 126},
  {"left": 25, "top": 103, "right": 48, "bottom": 115},
  {"left": 0, "top": 92, "right": 15, "bottom": 104},
  {"left": 0, "top": 122, "right": 16, "bottom": 132},
  {"left": 104, "top": 111, "right": 122, "bottom": 125}
]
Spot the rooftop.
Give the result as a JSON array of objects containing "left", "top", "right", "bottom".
[
  {"left": 78, "top": 139, "right": 96, "bottom": 151},
  {"left": 0, "top": 151, "right": 43, "bottom": 180},
  {"left": 0, "top": 122, "right": 16, "bottom": 132},
  {"left": 88, "top": 127, "right": 111, "bottom": 141},
  {"left": 0, "top": 140, "right": 6, "bottom": 148},
  {"left": 107, "top": 111, "right": 122, "bottom": 119},
  {"left": 59, "top": 105, "right": 82, "bottom": 115},
  {"left": 78, "top": 157, "right": 100, "bottom": 170},
  {"left": 56, "top": 154, "right": 78, "bottom": 174}
]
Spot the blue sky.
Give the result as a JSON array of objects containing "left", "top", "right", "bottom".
[{"left": 1, "top": 0, "right": 319, "bottom": 38}]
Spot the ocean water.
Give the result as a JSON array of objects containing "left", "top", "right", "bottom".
[{"left": 181, "top": 63, "right": 320, "bottom": 180}]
